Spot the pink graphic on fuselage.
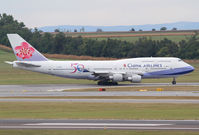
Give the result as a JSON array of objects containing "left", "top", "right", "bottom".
[
  {"left": 15, "top": 42, "right": 35, "bottom": 59},
  {"left": 71, "top": 63, "right": 85, "bottom": 73}
]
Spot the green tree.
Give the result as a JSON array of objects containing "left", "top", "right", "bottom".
[
  {"left": 53, "top": 32, "right": 66, "bottom": 53},
  {"left": 40, "top": 33, "right": 54, "bottom": 53},
  {"left": 130, "top": 28, "right": 135, "bottom": 31},
  {"left": 172, "top": 27, "right": 177, "bottom": 31},
  {"left": 160, "top": 27, "right": 167, "bottom": 31},
  {"left": 178, "top": 34, "right": 199, "bottom": 59},
  {"left": 157, "top": 38, "right": 179, "bottom": 57},
  {"left": 54, "top": 29, "right": 60, "bottom": 32},
  {"left": 0, "top": 13, "right": 31, "bottom": 46},
  {"left": 96, "top": 28, "right": 103, "bottom": 32},
  {"left": 157, "top": 47, "right": 169, "bottom": 56}
]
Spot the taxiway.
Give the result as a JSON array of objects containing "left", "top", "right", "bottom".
[
  {"left": 1, "top": 83, "right": 199, "bottom": 92},
  {"left": 0, "top": 98, "right": 199, "bottom": 103},
  {"left": 0, "top": 119, "right": 199, "bottom": 130},
  {"left": 0, "top": 83, "right": 198, "bottom": 103}
]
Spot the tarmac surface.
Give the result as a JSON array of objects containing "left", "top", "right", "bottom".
[
  {"left": 0, "top": 98, "right": 199, "bottom": 103},
  {"left": 0, "top": 83, "right": 199, "bottom": 97},
  {"left": 0, "top": 83, "right": 199, "bottom": 103},
  {"left": 0, "top": 119, "right": 199, "bottom": 130},
  {"left": 1, "top": 83, "right": 199, "bottom": 92}
]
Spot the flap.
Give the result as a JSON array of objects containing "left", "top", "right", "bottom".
[
  {"left": 92, "top": 71, "right": 126, "bottom": 75},
  {"left": 93, "top": 71, "right": 110, "bottom": 74}
]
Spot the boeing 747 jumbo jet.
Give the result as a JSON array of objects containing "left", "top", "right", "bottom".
[{"left": 5, "top": 34, "right": 194, "bottom": 85}]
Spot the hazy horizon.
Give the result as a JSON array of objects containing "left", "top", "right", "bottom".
[{"left": 1, "top": 0, "right": 199, "bottom": 28}]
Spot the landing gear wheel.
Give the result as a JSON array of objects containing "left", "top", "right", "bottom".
[
  {"left": 172, "top": 78, "right": 176, "bottom": 85},
  {"left": 97, "top": 81, "right": 107, "bottom": 85},
  {"left": 97, "top": 81, "right": 103, "bottom": 85},
  {"left": 97, "top": 81, "right": 118, "bottom": 85},
  {"left": 112, "top": 82, "right": 118, "bottom": 85},
  {"left": 172, "top": 81, "right": 176, "bottom": 85}
]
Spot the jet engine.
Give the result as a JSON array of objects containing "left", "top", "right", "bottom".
[
  {"left": 109, "top": 73, "right": 123, "bottom": 82},
  {"left": 128, "top": 74, "right": 141, "bottom": 83}
]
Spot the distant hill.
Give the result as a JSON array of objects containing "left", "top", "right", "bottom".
[{"left": 38, "top": 22, "right": 199, "bottom": 32}]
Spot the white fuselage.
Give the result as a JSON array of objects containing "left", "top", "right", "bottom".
[{"left": 12, "top": 57, "right": 194, "bottom": 83}]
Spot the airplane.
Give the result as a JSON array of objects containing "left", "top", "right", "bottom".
[{"left": 5, "top": 34, "right": 194, "bottom": 85}]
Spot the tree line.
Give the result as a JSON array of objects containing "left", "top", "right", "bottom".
[{"left": 0, "top": 13, "right": 199, "bottom": 59}]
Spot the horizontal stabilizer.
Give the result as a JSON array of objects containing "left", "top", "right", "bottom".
[
  {"left": 4, "top": 61, "right": 13, "bottom": 65},
  {"left": 15, "top": 61, "right": 41, "bottom": 67}
]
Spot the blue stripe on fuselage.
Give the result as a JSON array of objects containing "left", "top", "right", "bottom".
[{"left": 143, "top": 66, "right": 194, "bottom": 78}]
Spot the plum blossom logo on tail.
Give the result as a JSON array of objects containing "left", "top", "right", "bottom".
[{"left": 15, "top": 42, "right": 35, "bottom": 59}]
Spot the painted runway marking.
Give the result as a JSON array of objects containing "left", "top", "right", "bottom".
[
  {"left": 47, "top": 89, "right": 65, "bottom": 92},
  {"left": 1, "top": 126, "right": 199, "bottom": 130},
  {"left": 24, "top": 123, "right": 172, "bottom": 126},
  {"left": 1, "top": 119, "right": 199, "bottom": 130}
]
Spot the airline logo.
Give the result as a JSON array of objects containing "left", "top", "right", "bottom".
[
  {"left": 15, "top": 42, "right": 35, "bottom": 59},
  {"left": 125, "top": 63, "right": 163, "bottom": 68},
  {"left": 71, "top": 63, "right": 85, "bottom": 73}
]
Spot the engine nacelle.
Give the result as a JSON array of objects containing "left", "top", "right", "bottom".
[
  {"left": 109, "top": 73, "right": 123, "bottom": 82},
  {"left": 128, "top": 74, "right": 141, "bottom": 83}
]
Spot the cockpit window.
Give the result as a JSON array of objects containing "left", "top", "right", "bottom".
[{"left": 178, "top": 59, "right": 182, "bottom": 62}]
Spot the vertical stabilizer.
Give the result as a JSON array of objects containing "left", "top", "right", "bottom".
[{"left": 7, "top": 34, "right": 48, "bottom": 61}]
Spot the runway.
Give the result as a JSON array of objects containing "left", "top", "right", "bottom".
[
  {"left": 1, "top": 91, "right": 199, "bottom": 97},
  {"left": 0, "top": 83, "right": 199, "bottom": 97},
  {"left": 0, "top": 119, "right": 199, "bottom": 130},
  {"left": 0, "top": 98, "right": 199, "bottom": 103},
  {"left": 1, "top": 83, "right": 199, "bottom": 92}
]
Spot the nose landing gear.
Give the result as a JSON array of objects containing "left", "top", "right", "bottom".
[{"left": 172, "top": 77, "right": 176, "bottom": 85}]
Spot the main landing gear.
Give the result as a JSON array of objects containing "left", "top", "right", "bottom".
[
  {"left": 172, "top": 77, "right": 176, "bottom": 85},
  {"left": 97, "top": 81, "right": 118, "bottom": 85}
]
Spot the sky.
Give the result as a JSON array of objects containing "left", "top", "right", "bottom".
[{"left": 0, "top": 0, "right": 199, "bottom": 28}]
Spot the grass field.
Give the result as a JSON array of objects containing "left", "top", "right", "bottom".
[
  {"left": 0, "top": 49, "right": 198, "bottom": 85},
  {"left": 61, "top": 30, "right": 195, "bottom": 36},
  {"left": 92, "top": 35, "right": 192, "bottom": 43},
  {"left": 60, "top": 30, "right": 196, "bottom": 43},
  {"left": 0, "top": 102, "right": 199, "bottom": 120},
  {"left": 1, "top": 130, "right": 199, "bottom": 135}
]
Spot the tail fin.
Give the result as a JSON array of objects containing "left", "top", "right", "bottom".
[{"left": 7, "top": 34, "right": 48, "bottom": 61}]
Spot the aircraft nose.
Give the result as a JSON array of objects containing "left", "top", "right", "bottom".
[{"left": 187, "top": 65, "right": 195, "bottom": 72}]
